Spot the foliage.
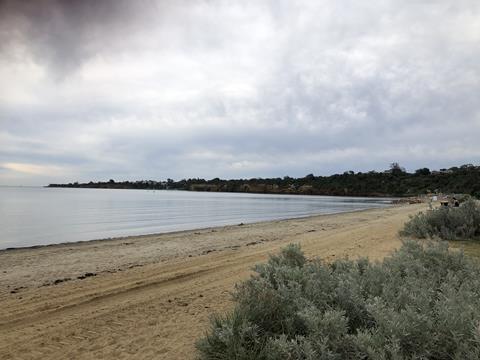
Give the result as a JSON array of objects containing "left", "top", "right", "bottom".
[
  {"left": 197, "top": 242, "right": 480, "bottom": 359},
  {"left": 48, "top": 163, "right": 480, "bottom": 198},
  {"left": 401, "top": 199, "right": 480, "bottom": 240}
]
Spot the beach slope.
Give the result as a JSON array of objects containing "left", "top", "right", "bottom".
[{"left": 0, "top": 203, "right": 425, "bottom": 359}]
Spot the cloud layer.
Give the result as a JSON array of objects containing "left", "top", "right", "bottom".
[{"left": 1, "top": 0, "right": 479, "bottom": 185}]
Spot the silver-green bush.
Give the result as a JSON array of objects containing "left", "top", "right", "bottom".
[
  {"left": 401, "top": 199, "right": 480, "bottom": 240},
  {"left": 197, "top": 242, "right": 480, "bottom": 359}
]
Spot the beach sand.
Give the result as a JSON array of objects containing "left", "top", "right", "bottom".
[{"left": 0, "top": 203, "right": 426, "bottom": 359}]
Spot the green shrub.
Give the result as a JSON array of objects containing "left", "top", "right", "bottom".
[
  {"left": 400, "top": 199, "right": 480, "bottom": 240},
  {"left": 197, "top": 242, "right": 480, "bottom": 359}
]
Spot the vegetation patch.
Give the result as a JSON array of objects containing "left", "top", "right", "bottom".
[
  {"left": 449, "top": 241, "right": 480, "bottom": 260},
  {"left": 401, "top": 199, "right": 480, "bottom": 240},
  {"left": 48, "top": 163, "right": 480, "bottom": 198},
  {"left": 197, "top": 242, "right": 480, "bottom": 359}
]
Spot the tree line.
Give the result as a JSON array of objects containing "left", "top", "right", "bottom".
[{"left": 48, "top": 163, "right": 480, "bottom": 198}]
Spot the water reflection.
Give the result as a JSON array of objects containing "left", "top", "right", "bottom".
[{"left": 0, "top": 187, "right": 392, "bottom": 249}]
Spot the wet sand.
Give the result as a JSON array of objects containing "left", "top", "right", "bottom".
[{"left": 0, "top": 203, "right": 426, "bottom": 359}]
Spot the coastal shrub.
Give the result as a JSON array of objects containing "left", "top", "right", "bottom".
[
  {"left": 401, "top": 199, "right": 480, "bottom": 240},
  {"left": 455, "top": 194, "right": 474, "bottom": 203},
  {"left": 197, "top": 242, "right": 480, "bottom": 359}
]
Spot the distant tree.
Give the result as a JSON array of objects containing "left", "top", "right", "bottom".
[
  {"left": 390, "top": 162, "right": 406, "bottom": 174},
  {"left": 415, "top": 168, "right": 431, "bottom": 176},
  {"left": 109, "top": 179, "right": 115, "bottom": 184}
]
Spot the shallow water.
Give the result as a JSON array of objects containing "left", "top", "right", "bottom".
[{"left": 0, "top": 187, "right": 392, "bottom": 249}]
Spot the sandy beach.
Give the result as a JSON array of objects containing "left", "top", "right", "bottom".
[{"left": 0, "top": 203, "right": 426, "bottom": 359}]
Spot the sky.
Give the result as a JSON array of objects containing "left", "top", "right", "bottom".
[{"left": 1, "top": 0, "right": 479, "bottom": 185}]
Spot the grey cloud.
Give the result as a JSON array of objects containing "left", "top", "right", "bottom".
[
  {"left": 0, "top": 0, "right": 173, "bottom": 77},
  {"left": 0, "top": 1, "right": 479, "bottom": 185}
]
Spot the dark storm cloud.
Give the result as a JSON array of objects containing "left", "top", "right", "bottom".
[
  {"left": 0, "top": 0, "right": 156, "bottom": 76},
  {"left": 0, "top": 0, "right": 480, "bottom": 185}
]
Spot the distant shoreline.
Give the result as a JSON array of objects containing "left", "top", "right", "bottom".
[
  {"left": 46, "top": 164, "right": 480, "bottom": 198},
  {"left": 46, "top": 182, "right": 400, "bottom": 198},
  {"left": 45, "top": 185, "right": 397, "bottom": 198}
]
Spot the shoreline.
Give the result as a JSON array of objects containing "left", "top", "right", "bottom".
[
  {"left": 0, "top": 203, "right": 427, "bottom": 359},
  {"left": 1, "top": 205, "right": 391, "bottom": 252},
  {"left": 46, "top": 185, "right": 403, "bottom": 198},
  {"left": 0, "top": 206, "right": 397, "bottom": 294}
]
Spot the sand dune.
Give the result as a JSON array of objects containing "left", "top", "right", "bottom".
[{"left": 0, "top": 203, "right": 426, "bottom": 359}]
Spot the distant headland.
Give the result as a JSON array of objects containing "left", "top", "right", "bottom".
[{"left": 48, "top": 163, "right": 480, "bottom": 198}]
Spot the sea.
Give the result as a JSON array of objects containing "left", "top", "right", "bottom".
[{"left": 0, "top": 187, "right": 393, "bottom": 249}]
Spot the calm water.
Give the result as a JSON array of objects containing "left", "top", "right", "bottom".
[{"left": 0, "top": 187, "right": 393, "bottom": 249}]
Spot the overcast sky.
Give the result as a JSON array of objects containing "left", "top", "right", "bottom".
[{"left": 1, "top": 0, "right": 479, "bottom": 185}]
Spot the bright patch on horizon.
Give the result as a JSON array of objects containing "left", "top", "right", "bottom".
[{"left": 2, "top": 162, "right": 65, "bottom": 176}]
